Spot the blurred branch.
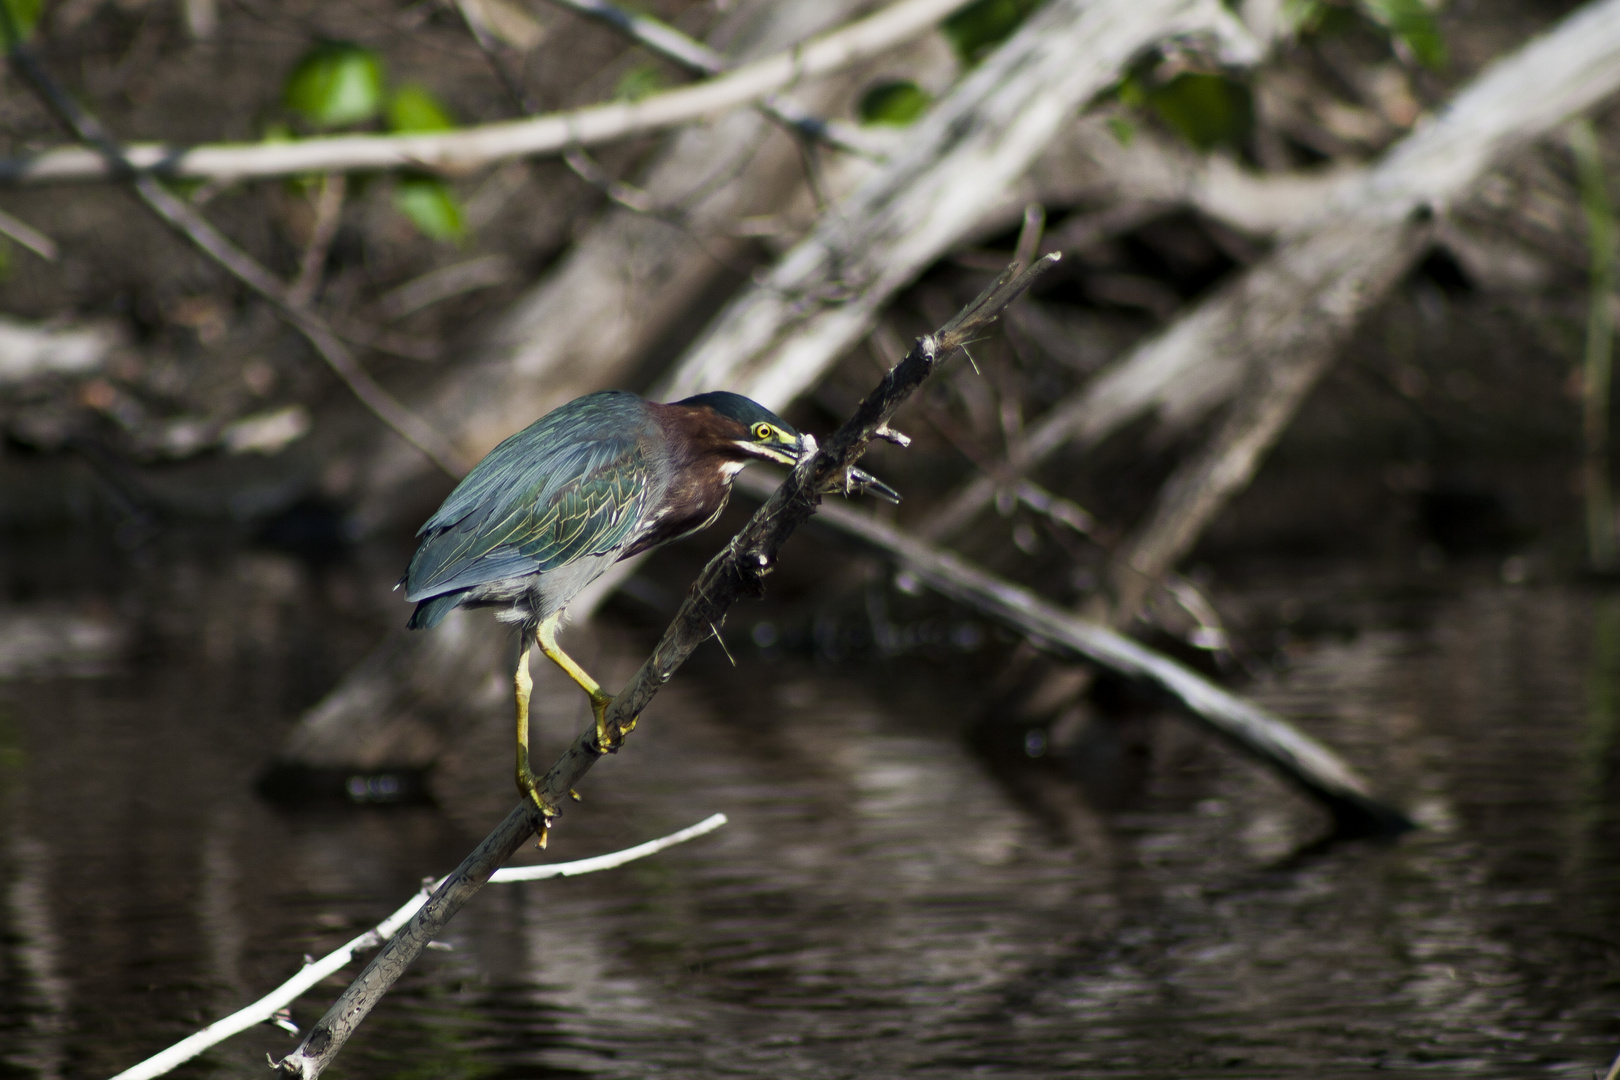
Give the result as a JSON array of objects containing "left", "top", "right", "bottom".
[
  {"left": 110, "top": 815, "right": 729, "bottom": 1080},
  {"left": 1572, "top": 118, "right": 1617, "bottom": 572},
  {"left": 0, "top": 30, "right": 470, "bottom": 477},
  {"left": 543, "top": 0, "right": 888, "bottom": 156},
  {"left": 270, "top": 255, "right": 1056, "bottom": 1080},
  {"left": 288, "top": 173, "right": 345, "bottom": 308},
  {"left": 0, "top": 205, "right": 57, "bottom": 259},
  {"left": 0, "top": 0, "right": 966, "bottom": 185},
  {"left": 922, "top": 0, "right": 1620, "bottom": 557},
  {"left": 733, "top": 469, "right": 1411, "bottom": 835}
]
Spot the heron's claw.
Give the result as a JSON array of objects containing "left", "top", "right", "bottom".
[{"left": 844, "top": 465, "right": 901, "bottom": 504}]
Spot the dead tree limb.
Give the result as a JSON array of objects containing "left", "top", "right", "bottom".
[
  {"left": 922, "top": 0, "right": 1620, "bottom": 546},
  {"left": 270, "top": 256, "right": 1057, "bottom": 1080},
  {"left": 733, "top": 469, "right": 1411, "bottom": 835},
  {"left": 0, "top": 0, "right": 967, "bottom": 186},
  {"left": 657, "top": 0, "right": 1259, "bottom": 410}
]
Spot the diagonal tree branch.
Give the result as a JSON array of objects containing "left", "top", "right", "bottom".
[
  {"left": 731, "top": 469, "right": 1412, "bottom": 835},
  {"left": 270, "top": 254, "right": 1059, "bottom": 1080}
]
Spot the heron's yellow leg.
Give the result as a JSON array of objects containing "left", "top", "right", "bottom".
[
  {"left": 514, "top": 639, "right": 559, "bottom": 824},
  {"left": 535, "top": 612, "right": 628, "bottom": 751}
]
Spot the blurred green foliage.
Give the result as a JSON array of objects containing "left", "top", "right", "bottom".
[
  {"left": 1120, "top": 71, "right": 1253, "bottom": 152},
  {"left": 285, "top": 43, "right": 385, "bottom": 128},
  {"left": 858, "top": 81, "right": 932, "bottom": 126},
  {"left": 388, "top": 84, "right": 456, "bottom": 133},
  {"left": 1360, "top": 0, "right": 1446, "bottom": 69},
  {"left": 615, "top": 63, "right": 667, "bottom": 102},
  {"left": 394, "top": 176, "right": 464, "bottom": 242},
  {"left": 0, "top": 0, "right": 40, "bottom": 46},
  {"left": 941, "top": 0, "right": 1044, "bottom": 64}
]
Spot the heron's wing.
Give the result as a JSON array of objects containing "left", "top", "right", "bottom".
[{"left": 405, "top": 394, "right": 657, "bottom": 601}]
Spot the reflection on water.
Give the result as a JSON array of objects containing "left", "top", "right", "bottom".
[{"left": 1, "top": 533, "right": 1618, "bottom": 1079}]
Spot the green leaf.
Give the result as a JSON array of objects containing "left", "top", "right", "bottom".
[
  {"left": 858, "top": 81, "right": 932, "bottom": 127},
  {"left": 1106, "top": 116, "right": 1135, "bottom": 146},
  {"left": 615, "top": 63, "right": 667, "bottom": 103},
  {"left": 1279, "top": 0, "right": 1327, "bottom": 35},
  {"left": 285, "top": 43, "right": 384, "bottom": 129},
  {"left": 1145, "top": 72, "right": 1253, "bottom": 152},
  {"left": 394, "top": 176, "right": 464, "bottom": 242},
  {"left": 0, "top": 0, "right": 40, "bottom": 45},
  {"left": 941, "top": 0, "right": 1044, "bottom": 65},
  {"left": 388, "top": 84, "right": 456, "bottom": 134},
  {"left": 1360, "top": 0, "right": 1446, "bottom": 70}
]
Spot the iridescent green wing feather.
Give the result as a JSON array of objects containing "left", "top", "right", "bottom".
[{"left": 404, "top": 392, "right": 657, "bottom": 602}]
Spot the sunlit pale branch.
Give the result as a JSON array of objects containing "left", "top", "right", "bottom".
[
  {"left": 0, "top": 0, "right": 967, "bottom": 186},
  {"left": 107, "top": 814, "right": 727, "bottom": 1080},
  {"left": 543, "top": 0, "right": 887, "bottom": 157}
]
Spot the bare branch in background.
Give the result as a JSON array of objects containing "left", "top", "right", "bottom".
[
  {"left": 271, "top": 256, "right": 1056, "bottom": 1080},
  {"left": 657, "top": 0, "right": 1259, "bottom": 409},
  {"left": 0, "top": 0, "right": 968, "bottom": 185},
  {"left": 543, "top": 0, "right": 888, "bottom": 156},
  {"left": 733, "top": 468, "right": 1411, "bottom": 835},
  {"left": 922, "top": 0, "right": 1620, "bottom": 573}
]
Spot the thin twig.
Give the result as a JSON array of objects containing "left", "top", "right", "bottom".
[
  {"left": 0, "top": 204, "right": 57, "bottom": 259},
  {"left": 1, "top": 33, "right": 469, "bottom": 477},
  {"left": 2, "top": 0, "right": 964, "bottom": 185},
  {"left": 289, "top": 173, "right": 345, "bottom": 308},
  {"left": 271, "top": 254, "right": 1059, "bottom": 1080},
  {"left": 109, "top": 815, "right": 727, "bottom": 1080},
  {"left": 455, "top": 0, "right": 538, "bottom": 115}
]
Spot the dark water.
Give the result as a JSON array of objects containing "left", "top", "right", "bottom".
[{"left": 2, "top": 533, "right": 1619, "bottom": 1079}]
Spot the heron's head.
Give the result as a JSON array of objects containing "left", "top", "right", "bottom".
[{"left": 676, "top": 391, "right": 803, "bottom": 467}]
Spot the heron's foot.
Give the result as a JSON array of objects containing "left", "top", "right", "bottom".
[
  {"left": 591, "top": 694, "right": 620, "bottom": 753},
  {"left": 515, "top": 769, "right": 561, "bottom": 821}
]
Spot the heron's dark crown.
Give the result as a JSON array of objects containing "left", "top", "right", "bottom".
[{"left": 674, "top": 391, "right": 798, "bottom": 439}]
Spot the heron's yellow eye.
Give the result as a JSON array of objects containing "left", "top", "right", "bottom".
[{"left": 753, "top": 423, "right": 773, "bottom": 440}]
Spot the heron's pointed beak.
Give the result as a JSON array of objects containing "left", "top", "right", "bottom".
[{"left": 746, "top": 432, "right": 805, "bottom": 467}]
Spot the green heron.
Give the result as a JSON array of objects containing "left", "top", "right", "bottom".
[{"left": 401, "top": 389, "right": 814, "bottom": 820}]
